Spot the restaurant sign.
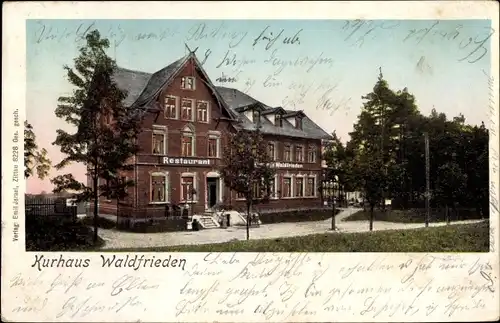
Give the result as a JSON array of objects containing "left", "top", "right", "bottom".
[{"left": 162, "top": 157, "right": 211, "bottom": 166}]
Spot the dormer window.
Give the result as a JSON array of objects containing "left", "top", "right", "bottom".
[
  {"left": 252, "top": 109, "right": 261, "bottom": 123},
  {"left": 181, "top": 76, "right": 195, "bottom": 90},
  {"left": 296, "top": 116, "right": 303, "bottom": 130},
  {"left": 275, "top": 114, "right": 283, "bottom": 127}
]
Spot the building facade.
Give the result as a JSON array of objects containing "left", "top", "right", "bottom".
[{"left": 96, "top": 52, "right": 332, "bottom": 222}]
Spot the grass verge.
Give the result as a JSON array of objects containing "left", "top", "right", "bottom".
[
  {"left": 343, "top": 208, "right": 484, "bottom": 223},
  {"left": 102, "top": 220, "right": 489, "bottom": 253}
]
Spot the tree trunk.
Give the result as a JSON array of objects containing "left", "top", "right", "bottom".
[
  {"left": 369, "top": 204, "right": 374, "bottom": 231},
  {"left": 445, "top": 205, "right": 449, "bottom": 225},
  {"left": 246, "top": 201, "right": 251, "bottom": 240},
  {"left": 93, "top": 174, "right": 99, "bottom": 244}
]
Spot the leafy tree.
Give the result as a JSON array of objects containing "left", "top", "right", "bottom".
[
  {"left": 51, "top": 30, "right": 140, "bottom": 244},
  {"left": 24, "top": 121, "right": 51, "bottom": 179},
  {"left": 356, "top": 149, "right": 386, "bottom": 231},
  {"left": 434, "top": 161, "right": 468, "bottom": 223},
  {"left": 219, "top": 128, "right": 275, "bottom": 240}
]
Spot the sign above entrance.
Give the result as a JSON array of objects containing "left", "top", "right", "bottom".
[
  {"left": 272, "top": 162, "right": 303, "bottom": 169},
  {"left": 162, "top": 157, "right": 211, "bottom": 166}
]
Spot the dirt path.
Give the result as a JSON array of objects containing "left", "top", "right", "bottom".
[{"left": 97, "top": 208, "right": 484, "bottom": 249}]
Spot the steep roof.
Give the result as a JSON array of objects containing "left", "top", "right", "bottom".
[
  {"left": 110, "top": 54, "right": 332, "bottom": 140},
  {"left": 216, "top": 86, "right": 332, "bottom": 140}
]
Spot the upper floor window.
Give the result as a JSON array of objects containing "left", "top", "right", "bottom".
[
  {"left": 306, "top": 177, "right": 316, "bottom": 197},
  {"left": 164, "top": 96, "right": 178, "bottom": 119},
  {"left": 308, "top": 146, "right": 317, "bottom": 163},
  {"left": 208, "top": 134, "right": 220, "bottom": 158},
  {"left": 284, "top": 144, "right": 292, "bottom": 162},
  {"left": 181, "top": 76, "right": 196, "bottom": 90},
  {"left": 296, "top": 146, "right": 304, "bottom": 162},
  {"left": 152, "top": 125, "right": 167, "bottom": 155},
  {"left": 267, "top": 142, "right": 276, "bottom": 161},
  {"left": 181, "top": 99, "right": 194, "bottom": 121},
  {"left": 275, "top": 114, "right": 283, "bottom": 127},
  {"left": 197, "top": 101, "right": 209, "bottom": 123},
  {"left": 181, "top": 125, "right": 195, "bottom": 157}
]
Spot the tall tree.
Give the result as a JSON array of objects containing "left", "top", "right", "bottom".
[
  {"left": 24, "top": 121, "right": 51, "bottom": 180},
  {"left": 51, "top": 30, "right": 140, "bottom": 243},
  {"left": 219, "top": 128, "right": 275, "bottom": 240}
]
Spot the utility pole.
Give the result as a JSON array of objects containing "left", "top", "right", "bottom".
[{"left": 424, "top": 132, "right": 430, "bottom": 227}]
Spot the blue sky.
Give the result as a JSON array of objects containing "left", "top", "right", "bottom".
[{"left": 26, "top": 19, "right": 493, "bottom": 193}]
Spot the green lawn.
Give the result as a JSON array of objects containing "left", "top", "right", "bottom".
[
  {"left": 102, "top": 221, "right": 489, "bottom": 253},
  {"left": 343, "top": 208, "right": 484, "bottom": 223}
]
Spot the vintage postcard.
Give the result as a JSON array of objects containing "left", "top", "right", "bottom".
[{"left": 2, "top": 1, "right": 499, "bottom": 322}]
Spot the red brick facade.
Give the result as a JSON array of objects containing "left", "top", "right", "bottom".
[{"left": 97, "top": 55, "right": 328, "bottom": 219}]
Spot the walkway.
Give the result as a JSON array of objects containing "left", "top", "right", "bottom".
[{"left": 97, "top": 208, "right": 484, "bottom": 249}]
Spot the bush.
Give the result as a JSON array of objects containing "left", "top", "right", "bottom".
[
  {"left": 79, "top": 215, "right": 117, "bottom": 229},
  {"left": 26, "top": 216, "right": 104, "bottom": 251},
  {"left": 258, "top": 208, "right": 341, "bottom": 224},
  {"left": 344, "top": 208, "right": 485, "bottom": 223},
  {"left": 105, "top": 221, "right": 489, "bottom": 253}
]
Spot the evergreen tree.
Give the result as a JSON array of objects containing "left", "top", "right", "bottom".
[
  {"left": 24, "top": 121, "right": 51, "bottom": 180},
  {"left": 51, "top": 30, "right": 140, "bottom": 244}
]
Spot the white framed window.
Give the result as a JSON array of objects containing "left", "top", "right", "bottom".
[
  {"left": 181, "top": 125, "right": 195, "bottom": 157},
  {"left": 308, "top": 145, "right": 317, "bottom": 163},
  {"left": 181, "top": 76, "right": 196, "bottom": 90},
  {"left": 275, "top": 114, "right": 283, "bottom": 127},
  {"left": 164, "top": 95, "right": 178, "bottom": 119},
  {"left": 282, "top": 176, "right": 292, "bottom": 198},
  {"left": 152, "top": 125, "right": 167, "bottom": 155},
  {"left": 284, "top": 144, "right": 292, "bottom": 162},
  {"left": 150, "top": 172, "right": 169, "bottom": 203},
  {"left": 207, "top": 132, "right": 220, "bottom": 158},
  {"left": 295, "top": 176, "right": 305, "bottom": 197},
  {"left": 181, "top": 172, "right": 198, "bottom": 203},
  {"left": 296, "top": 116, "right": 303, "bottom": 130},
  {"left": 181, "top": 98, "right": 195, "bottom": 121},
  {"left": 197, "top": 101, "right": 209, "bottom": 123},
  {"left": 269, "top": 174, "right": 278, "bottom": 199},
  {"left": 296, "top": 145, "right": 304, "bottom": 162},
  {"left": 267, "top": 142, "right": 276, "bottom": 161},
  {"left": 306, "top": 175, "right": 317, "bottom": 197}
]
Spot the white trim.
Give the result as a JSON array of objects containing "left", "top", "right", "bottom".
[
  {"left": 308, "top": 145, "right": 317, "bottom": 163},
  {"left": 180, "top": 172, "right": 198, "bottom": 203},
  {"left": 181, "top": 76, "right": 196, "bottom": 90},
  {"left": 164, "top": 95, "right": 179, "bottom": 119},
  {"left": 181, "top": 125, "right": 196, "bottom": 157},
  {"left": 181, "top": 98, "right": 195, "bottom": 121},
  {"left": 268, "top": 141, "right": 277, "bottom": 161},
  {"left": 282, "top": 175, "right": 293, "bottom": 198},
  {"left": 196, "top": 100, "right": 210, "bottom": 123},
  {"left": 205, "top": 173, "right": 223, "bottom": 210},
  {"left": 307, "top": 174, "right": 318, "bottom": 197},
  {"left": 270, "top": 174, "right": 278, "bottom": 199},
  {"left": 150, "top": 171, "right": 170, "bottom": 204},
  {"left": 295, "top": 144, "right": 305, "bottom": 162},
  {"left": 294, "top": 174, "right": 306, "bottom": 198},
  {"left": 152, "top": 125, "right": 168, "bottom": 155},
  {"left": 207, "top": 132, "right": 221, "bottom": 158}
]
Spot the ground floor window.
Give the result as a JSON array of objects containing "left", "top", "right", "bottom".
[
  {"left": 295, "top": 177, "right": 304, "bottom": 197},
  {"left": 181, "top": 175, "right": 195, "bottom": 201},
  {"left": 282, "top": 177, "right": 292, "bottom": 197},
  {"left": 151, "top": 173, "right": 168, "bottom": 203},
  {"left": 306, "top": 177, "right": 316, "bottom": 197}
]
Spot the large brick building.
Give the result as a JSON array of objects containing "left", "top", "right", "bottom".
[{"left": 96, "top": 52, "right": 332, "bottom": 222}]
